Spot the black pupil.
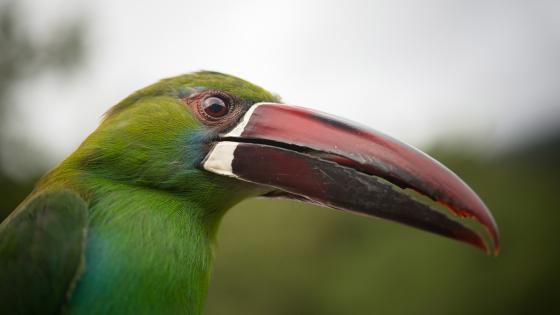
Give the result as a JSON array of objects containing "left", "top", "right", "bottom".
[
  {"left": 209, "top": 103, "right": 222, "bottom": 113},
  {"left": 203, "top": 97, "right": 227, "bottom": 117}
]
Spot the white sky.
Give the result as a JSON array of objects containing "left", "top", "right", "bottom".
[{"left": 7, "top": 0, "right": 560, "bottom": 173}]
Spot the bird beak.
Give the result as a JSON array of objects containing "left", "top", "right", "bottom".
[{"left": 201, "top": 103, "right": 499, "bottom": 254}]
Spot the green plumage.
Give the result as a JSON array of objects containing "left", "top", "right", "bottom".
[
  {"left": 0, "top": 71, "right": 279, "bottom": 315},
  {"left": 0, "top": 190, "right": 87, "bottom": 314}
]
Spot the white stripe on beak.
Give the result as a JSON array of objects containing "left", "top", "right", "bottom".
[
  {"left": 202, "top": 141, "right": 239, "bottom": 177},
  {"left": 223, "top": 103, "right": 267, "bottom": 137}
]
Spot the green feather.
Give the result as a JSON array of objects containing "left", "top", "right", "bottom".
[
  {"left": 0, "top": 190, "right": 88, "bottom": 315},
  {"left": 0, "top": 71, "right": 277, "bottom": 315}
]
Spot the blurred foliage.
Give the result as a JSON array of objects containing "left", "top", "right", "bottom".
[
  {"left": 0, "top": 0, "right": 85, "bottom": 218},
  {"left": 205, "top": 134, "right": 560, "bottom": 315},
  {"left": 0, "top": 1, "right": 85, "bottom": 115}
]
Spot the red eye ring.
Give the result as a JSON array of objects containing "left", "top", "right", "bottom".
[
  {"left": 185, "top": 90, "right": 238, "bottom": 126},
  {"left": 197, "top": 92, "right": 235, "bottom": 121}
]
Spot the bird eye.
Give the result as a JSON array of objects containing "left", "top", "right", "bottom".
[{"left": 201, "top": 96, "right": 229, "bottom": 118}]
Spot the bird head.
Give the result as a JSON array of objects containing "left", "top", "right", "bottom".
[{"left": 71, "top": 71, "right": 499, "bottom": 254}]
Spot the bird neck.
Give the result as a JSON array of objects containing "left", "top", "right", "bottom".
[{"left": 66, "top": 181, "right": 222, "bottom": 315}]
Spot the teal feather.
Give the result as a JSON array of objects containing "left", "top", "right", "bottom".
[{"left": 0, "top": 71, "right": 278, "bottom": 314}]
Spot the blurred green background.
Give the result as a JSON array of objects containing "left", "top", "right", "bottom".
[
  {"left": 206, "top": 139, "right": 560, "bottom": 315},
  {"left": 1, "top": 1, "right": 560, "bottom": 314}
]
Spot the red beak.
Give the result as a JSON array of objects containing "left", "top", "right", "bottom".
[{"left": 202, "top": 103, "right": 499, "bottom": 254}]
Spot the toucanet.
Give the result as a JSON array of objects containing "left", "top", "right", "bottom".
[{"left": 0, "top": 71, "right": 499, "bottom": 315}]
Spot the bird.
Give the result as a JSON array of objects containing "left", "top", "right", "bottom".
[{"left": 0, "top": 71, "right": 499, "bottom": 315}]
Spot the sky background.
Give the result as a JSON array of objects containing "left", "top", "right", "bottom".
[{"left": 7, "top": 0, "right": 560, "bottom": 170}]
